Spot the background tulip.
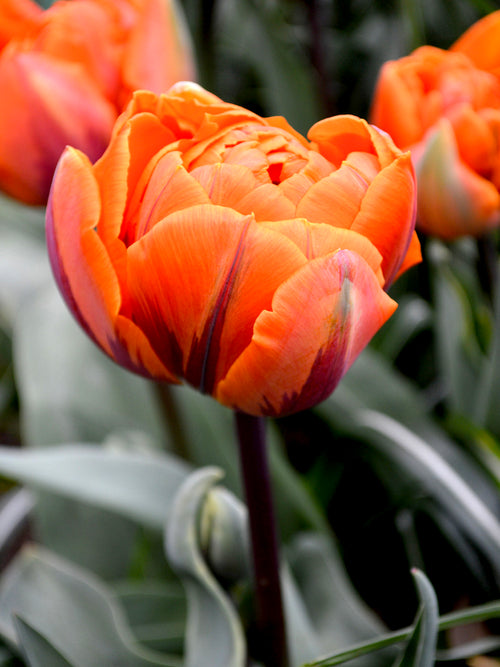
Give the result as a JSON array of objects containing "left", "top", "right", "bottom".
[
  {"left": 47, "top": 83, "right": 418, "bottom": 417},
  {"left": 0, "top": 0, "right": 195, "bottom": 206},
  {"left": 371, "top": 16, "right": 500, "bottom": 240}
]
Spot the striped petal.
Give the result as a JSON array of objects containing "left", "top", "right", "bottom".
[
  {"left": 46, "top": 146, "right": 175, "bottom": 380},
  {"left": 126, "top": 205, "right": 307, "bottom": 392},
  {"left": 216, "top": 250, "right": 397, "bottom": 416}
]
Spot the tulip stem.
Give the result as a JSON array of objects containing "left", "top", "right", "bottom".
[{"left": 235, "top": 412, "right": 289, "bottom": 667}]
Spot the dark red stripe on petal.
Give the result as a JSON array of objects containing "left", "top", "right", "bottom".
[
  {"left": 260, "top": 266, "right": 353, "bottom": 417},
  {"left": 185, "top": 217, "right": 252, "bottom": 394}
]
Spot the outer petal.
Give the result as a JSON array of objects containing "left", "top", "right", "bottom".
[
  {"left": 47, "top": 146, "right": 174, "bottom": 381},
  {"left": 452, "top": 10, "right": 500, "bottom": 75},
  {"left": 370, "top": 58, "right": 425, "bottom": 148},
  {"left": 414, "top": 119, "right": 500, "bottom": 239},
  {"left": 216, "top": 250, "right": 397, "bottom": 416},
  {"left": 0, "top": 49, "right": 115, "bottom": 204},
  {"left": 126, "top": 204, "right": 307, "bottom": 393},
  {"left": 350, "top": 152, "right": 418, "bottom": 286}
]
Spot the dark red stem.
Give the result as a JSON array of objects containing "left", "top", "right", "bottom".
[{"left": 235, "top": 412, "right": 289, "bottom": 667}]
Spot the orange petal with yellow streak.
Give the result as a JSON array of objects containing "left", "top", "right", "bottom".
[
  {"left": 126, "top": 204, "right": 307, "bottom": 392},
  {"left": 47, "top": 146, "right": 175, "bottom": 381},
  {"left": 216, "top": 249, "right": 397, "bottom": 416}
]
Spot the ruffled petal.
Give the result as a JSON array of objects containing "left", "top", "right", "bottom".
[
  {"left": 295, "top": 160, "right": 369, "bottom": 229},
  {"left": 308, "top": 115, "right": 377, "bottom": 167},
  {"left": 191, "top": 163, "right": 295, "bottom": 220},
  {"left": 126, "top": 204, "right": 306, "bottom": 392},
  {"left": 216, "top": 250, "right": 397, "bottom": 416}
]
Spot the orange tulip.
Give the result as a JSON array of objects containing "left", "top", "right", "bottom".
[
  {"left": 0, "top": 0, "right": 195, "bottom": 205},
  {"left": 47, "top": 83, "right": 419, "bottom": 417},
  {"left": 371, "top": 19, "right": 500, "bottom": 240}
]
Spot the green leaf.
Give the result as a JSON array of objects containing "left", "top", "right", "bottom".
[
  {"left": 218, "top": 0, "right": 322, "bottom": 133},
  {"left": 164, "top": 467, "right": 246, "bottom": 667},
  {"left": 14, "top": 617, "right": 74, "bottom": 667},
  {"left": 289, "top": 533, "right": 391, "bottom": 667},
  {"left": 393, "top": 569, "right": 438, "bottom": 667},
  {"left": 0, "top": 196, "right": 48, "bottom": 326},
  {"left": 114, "top": 581, "right": 186, "bottom": 654},
  {"left": 474, "top": 258, "right": 500, "bottom": 436},
  {"left": 0, "top": 545, "right": 182, "bottom": 667},
  {"left": 355, "top": 410, "right": 500, "bottom": 574},
  {"left": 430, "top": 242, "right": 485, "bottom": 418},
  {"left": 302, "top": 599, "right": 500, "bottom": 666},
  {"left": 0, "top": 443, "right": 189, "bottom": 529}
]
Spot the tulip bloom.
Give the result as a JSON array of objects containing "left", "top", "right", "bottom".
[
  {"left": 0, "top": 0, "right": 195, "bottom": 205},
  {"left": 371, "top": 13, "right": 500, "bottom": 240},
  {"left": 47, "top": 83, "right": 419, "bottom": 417}
]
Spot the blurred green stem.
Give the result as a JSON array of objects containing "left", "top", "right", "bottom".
[
  {"left": 477, "top": 233, "right": 498, "bottom": 305},
  {"left": 155, "top": 383, "right": 191, "bottom": 461},
  {"left": 235, "top": 412, "right": 289, "bottom": 667},
  {"left": 399, "top": 0, "right": 425, "bottom": 50}
]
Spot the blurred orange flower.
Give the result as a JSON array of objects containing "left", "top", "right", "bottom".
[
  {"left": 47, "top": 83, "right": 419, "bottom": 416},
  {"left": 371, "top": 11, "right": 500, "bottom": 240},
  {"left": 0, "top": 0, "right": 195, "bottom": 205}
]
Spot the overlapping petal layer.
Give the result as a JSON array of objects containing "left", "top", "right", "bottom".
[{"left": 47, "top": 84, "right": 418, "bottom": 416}]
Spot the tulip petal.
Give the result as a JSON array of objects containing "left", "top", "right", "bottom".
[
  {"left": 350, "top": 152, "right": 417, "bottom": 286},
  {"left": 126, "top": 205, "right": 307, "bottom": 393},
  {"left": 262, "top": 219, "right": 384, "bottom": 282},
  {"left": 191, "top": 163, "right": 295, "bottom": 220},
  {"left": 94, "top": 111, "right": 178, "bottom": 244},
  {"left": 47, "top": 147, "right": 120, "bottom": 353},
  {"left": 216, "top": 250, "right": 397, "bottom": 416},
  {"left": 452, "top": 9, "right": 500, "bottom": 75},
  {"left": 308, "top": 115, "right": 378, "bottom": 167},
  {"left": 415, "top": 120, "right": 500, "bottom": 239},
  {"left": 0, "top": 50, "right": 115, "bottom": 204},
  {"left": 0, "top": 0, "right": 41, "bottom": 48},
  {"left": 133, "top": 151, "right": 211, "bottom": 240},
  {"left": 295, "top": 161, "right": 369, "bottom": 229},
  {"left": 47, "top": 147, "right": 175, "bottom": 381},
  {"left": 122, "top": 0, "right": 196, "bottom": 99},
  {"left": 278, "top": 150, "right": 335, "bottom": 206}
]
